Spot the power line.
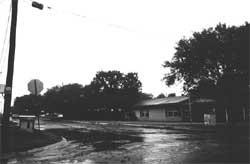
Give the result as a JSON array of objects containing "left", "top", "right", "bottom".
[
  {"left": 0, "top": 1, "right": 11, "bottom": 63},
  {"left": 0, "top": 1, "right": 11, "bottom": 74},
  {"left": 0, "top": 0, "right": 8, "bottom": 5},
  {"left": 22, "top": 0, "right": 134, "bottom": 32},
  {"left": 0, "top": 41, "right": 10, "bottom": 75}
]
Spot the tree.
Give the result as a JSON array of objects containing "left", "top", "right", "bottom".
[
  {"left": 138, "top": 92, "right": 153, "bottom": 100},
  {"left": 41, "top": 71, "right": 144, "bottom": 120},
  {"left": 156, "top": 93, "right": 166, "bottom": 98},
  {"left": 91, "top": 71, "right": 124, "bottom": 93},
  {"left": 123, "top": 73, "right": 142, "bottom": 92},
  {"left": 163, "top": 22, "right": 249, "bottom": 92},
  {"left": 189, "top": 79, "right": 217, "bottom": 99},
  {"left": 163, "top": 22, "right": 249, "bottom": 122},
  {"left": 167, "top": 93, "right": 176, "bottom": 97},
  {"left": 43, "top": 83, "right": 84, "bottom": 117},
  {"left": 89, "top": 71, "right": 142, "bottom": 111},
  {"left": 122, "top": 72, "right": 142, "bottom": 108},
  {"left": 13, "top": 94, "right": 44, "bottom": 115}
]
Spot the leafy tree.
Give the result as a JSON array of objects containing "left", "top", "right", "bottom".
[
  {"left": 167, "top": 93, "right": 176, "bottom": 97},
  {"left": 13, "top": 94, "right": 44, "bottom": 115},
  {"left": 163, "top": 22, "right": 249, "bottom": 122},
  {"left": 43, "top": 83, "right": 84, "bottom": 116},
  {"left": 92, "top": 71, "right": 124, "bottom": 92},
  {"left": 43, "top": 85, "right": 63, "bottom": 114},
  {"left": 138, "top": 92, "right": 153, "bottom": 100},
  {"left": 123, "top": 73, "right": 142, "bottom": 92},
  {"left": 13, "top": 70, "right": 145, "bottom": 120},
  {"left": 41, "top": 71, "right": 144, "bottom": 120},
  {"left": 89, "top": 71, "right": 142, "bottom": 112},
  {"left": 156, "top": 93, "right": 166, "bottom": 98},
  {"left": 122, "top": 72, "right": 142, "bottom": 109},
  {"left": 163, "top": 22, "right": 248, "bottom": 92},
  {"left": 189, "top": 79, "right": 217, "bottom": 99}
]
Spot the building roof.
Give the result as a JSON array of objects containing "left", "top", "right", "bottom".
[
  {"left": 192, "top": 98, "right": 215, "bottom": 103},
  {"left": 18, "top": 115, "right": 36, "bottom": 120},
  {"left": 134, "top": 96, "right": 216, "bottom": 108},
  {"left": 134, "top": 96, "right": 189, "bottom": 107}
]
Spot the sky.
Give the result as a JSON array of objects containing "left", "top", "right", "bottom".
[{"left": 0, "top": 0, "right": 249, "bottom": 111}]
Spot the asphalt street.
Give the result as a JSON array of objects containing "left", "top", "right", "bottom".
[{"left": 4, "top": 120, "right": 250, "bottom": 164}]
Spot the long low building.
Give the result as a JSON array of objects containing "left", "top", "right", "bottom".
[{"left": 133, "top": 96, "right": 216, "bottom": 122}]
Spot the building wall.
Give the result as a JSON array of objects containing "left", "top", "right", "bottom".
[
  {"left": 135, "top": 110, "right": 149, "bottom": 121},
  {"left": 20, "top": 120, "right": 35, "bottom": 133},
  {"left": 134, "top": 108, "right": 183, "bottom": 122},
  {"left": 134, "top": 98, "right": 217, "bottom": 122},
  {"left": 135, "top": 110, "right": 140, "bottom": 118},
  {"left": 149, "top": 108, "right": 166, "bottom": 121}
]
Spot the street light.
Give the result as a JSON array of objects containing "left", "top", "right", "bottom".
[{"left": 32, "top": 1, "right": 44, "bottom": 10}]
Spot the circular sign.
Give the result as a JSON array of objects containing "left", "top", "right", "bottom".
[{"left": 28, "top": 79, "right": 43, "bottom": 95}]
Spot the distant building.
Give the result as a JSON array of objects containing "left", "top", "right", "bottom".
[{"left": 133, "top": 96, "right": 216, "bottom": 122}]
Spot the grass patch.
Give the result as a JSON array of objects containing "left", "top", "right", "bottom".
[{"left": 1, "top": 125, "right": 61, "bottom": 153}]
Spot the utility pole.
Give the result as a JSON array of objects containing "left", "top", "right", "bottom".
[
  {"left": 1, "top": 0, "right": 43, "bottom": 154},
  {"left": 1, "top": 0, "right": 18, "bottom": 153},
  {"left": 188, "top": 95, "right": 192, "bottom": 122}
]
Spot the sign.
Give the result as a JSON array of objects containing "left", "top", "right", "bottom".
[{"left": 28, "top": 79, "right": 43, "bottom": 95}]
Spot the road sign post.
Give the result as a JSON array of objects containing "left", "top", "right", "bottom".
[{"left": 28, "top": 79, "right": 43, "bottom": 130}]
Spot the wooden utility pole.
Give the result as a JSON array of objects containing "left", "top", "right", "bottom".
[
  {"left": 1, "top": 0, "right": 18, "bottom": 153},
  {"left": 188, "top": 95, "right": 192, "bottom": 122}
]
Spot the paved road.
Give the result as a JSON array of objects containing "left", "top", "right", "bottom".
[{"left": 5, "top": 120, "right": 250, "bottom": 164}]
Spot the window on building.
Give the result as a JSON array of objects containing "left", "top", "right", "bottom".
[
  {"left": 168, "top": 111, "right": 173, "bottom": 117},
  {"left": 27, "top": 121, "right": 30, "bottom": 128},
  {"left": 208, "top": 107, "right": 216, "bottom": 114},
  {"left": 140, "top": 111, "right": 144, "bottom": 117},
  {"left": 184, "top": 111, "right": 189, "bottom": 116},
  {"left": 166, "top": 110, "right": 180, "bottom": 117},
  {"left": 140, "top": 110, "right": 149, "bottom": 117}
]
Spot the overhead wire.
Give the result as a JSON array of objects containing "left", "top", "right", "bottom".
[
  {"left": 0, "top": 0, "right": 8, "bottom": 5},
  {"left": 0, "top": 1, "right": 11, "bottom": 75},
  {"left": 0, "top": 0, "right": 11, "bottom": 64},
  {"left": 22, "top": 0, "right": 134, "bottom": 32}
]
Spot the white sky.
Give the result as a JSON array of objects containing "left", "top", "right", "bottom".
[{"left": 0, "top": 0, "right": 249, "bottom": 111}]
